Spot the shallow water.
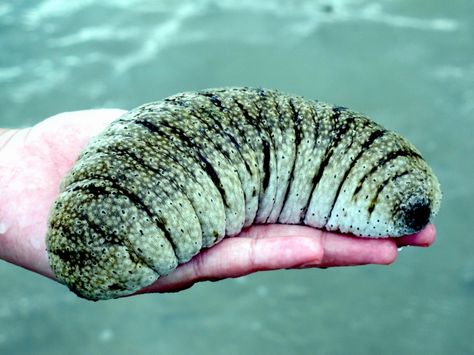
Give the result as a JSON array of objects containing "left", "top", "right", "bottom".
[{"left": 1, "top": 0, "right": 473, "bottom": 354}]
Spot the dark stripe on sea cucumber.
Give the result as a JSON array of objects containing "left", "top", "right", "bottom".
[
  {"left": 197, "top": 154, "right": 229, "bottom": 207},
  {"left": 297, "top": 103, "right": 323, "bottom": 221},
  {"left": 198, "top": 106, "right": 241, "bottom": 149},
  {"left": 134, "top": 119, "right": 161, "bottom": 133},
  {"left": 304, "top": 116, "right": 356, "bottom": 224},
  {"left": 368, "top": 171, "right": 410, "bottom": 216},
  {"left": 88, "top": 221, "right": 125, "bottom": 248},
  {"left": 233, "top": 99, "right": 256, "bottom": 125},
  {"left": 160, "top": 123, "right": 231, "bottom": 209},
  {"left": 232, "top": 97, "right": 265, "bottom": 189},
  {"left": 163, "top": 97, "right": 189, "bottom": 107},
  {"left": 49, "top": 222, "right": 100, "bottom": 269},
  {"left": 232, "top": 97, "right": 268, "bottom": 145},
  {"left": 261, "top": 139, "right": 271, "bottom": 191},
  {"left": 104, "top": 147, "right": 194, "bottom": 203},
  {"left": 69, "top": 179, "right": 178, "bottom": 255},
  {"left": 264, "top": 93, "right": 294, "bottom": 221},
  {"left": 200, "top": 92, "right": 226, "bottom": 112},
  {"left": 131, "top": 119, "right": 199, "bottom": 182},
  {"left": 87, "top": 221, "right": 152, "bottom": 269},
  {"left": 51, "top": 246, "right": 95, "bottom": 269},
  {"left": 51, "top": 211, "right": 147, "bottom": 269},
  {"left": 325, "top": 129, "right": 386, "bottom": 221},
  {"left": 134, "top": 119, "right": 230, "bottom": 208},
  {"left": 253, "top": 89, "right": 280, "bottom": 216},
  {"left": 190, "top": 102, "right": 255, "bottom": 179},
  {"left": 157, "top": 104, "right": 237, "bottom": 167},
  {"left": 278, "top": 98, "right": 302, "bottom": 217},
  {"left": 352, "top": 149, "right": 422, "bottom": 198}
]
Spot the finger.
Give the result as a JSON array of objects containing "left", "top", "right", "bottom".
[
  {"left": 136, "top": 235, "right": 324, "bottom": 294},
  {"left": 299, "top": 232, "right": 398, "bottom": 268},
  {"left": 394, "top": 224, "right": 436, "bottom": 247}
]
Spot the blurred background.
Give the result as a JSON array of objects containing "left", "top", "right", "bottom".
[{"left": 0, "top": 0, "right": 473, "bottom": 354}]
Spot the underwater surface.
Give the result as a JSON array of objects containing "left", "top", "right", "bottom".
[{"left": 0, "top": 0, "right": 473, "bottom": 354}]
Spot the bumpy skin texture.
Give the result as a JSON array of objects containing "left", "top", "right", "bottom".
[{"left": 46, "top": 87, "right": 441, "bottom": 300}]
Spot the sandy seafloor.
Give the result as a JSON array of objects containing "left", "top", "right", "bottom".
[{"left": 0, "top": 1, "right": 473, "bottom": 354}]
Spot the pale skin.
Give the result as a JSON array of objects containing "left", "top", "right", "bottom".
[{"left": 0, "top": 109, "right": 436, "bottom": 296}]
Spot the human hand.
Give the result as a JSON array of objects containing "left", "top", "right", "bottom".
[{"left": 0, "top": 110, "right": 436, "bottom": 295}]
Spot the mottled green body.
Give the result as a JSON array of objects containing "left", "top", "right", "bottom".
[{"left": 46, "top": 87, "right": 441, "bottom": 300}]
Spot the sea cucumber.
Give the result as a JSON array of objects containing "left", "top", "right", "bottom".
[{"left": 46, "top": 87, "right": 441, "bottom": 300}]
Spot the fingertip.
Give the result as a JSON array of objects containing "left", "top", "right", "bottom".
[
  {"left": 396, "top": 224, "right": 437, "bottom": 247},
  {"left": 318, "top": 233, "right": 401, "bottom": 267},
  {"left": 424, "top": 224, "right": 437, "bottom": 246}
]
